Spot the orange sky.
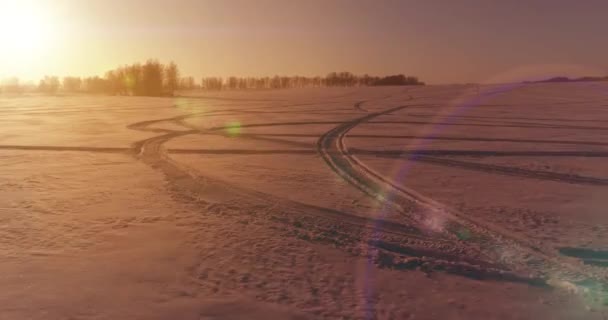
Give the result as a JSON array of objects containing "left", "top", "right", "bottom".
[{"left": 1, "top": 0, "right": 607, "bottom": 84}]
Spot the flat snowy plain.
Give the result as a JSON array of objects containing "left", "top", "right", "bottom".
[{"left": 1, "top": 83, "right": 608, "bottom": 319}]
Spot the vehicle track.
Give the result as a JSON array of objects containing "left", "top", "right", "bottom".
[
  {"left": 129, "top": 111, "right": 435, "bottom": 239},
  {"left": 345, "top": 134, "right": 608, "bottom": 147},
  {"left": 164, "top": 143, "right": 608, "bottom": 186},
  {"left": 354, "top": 100, "right": 367, "bottom": 112},
  {"left": 129, "top": 109, "right": 419, "bottom": 228},
  {"left": 126, "top": 100, "right": 549, "bottom": 284},
  {"left": 400, "top": 115, "right": 608, "bottom": 131},
  {"left": 121, "top": 89, "right": 608, "bottom": 286},
  {"left": 316, "top": 100, "right": 608, "bottom": 287},
  {"left": 353, "top": 94, "right": 408, "bottom": 112},
  {"left": 407, "top": 113, "right": 608, "bottom": 123},
  {"left": 404, "top": 155, "right": 608, "bottom": 186},
  {"left": 355, "top": 149, "right": 608, "bottom": 158},
  {"left": 366, "top": 120, "right": 608, "bottom": 131},
  {"left": 0, "top": 145, "right": 131, "bottom": 153}
]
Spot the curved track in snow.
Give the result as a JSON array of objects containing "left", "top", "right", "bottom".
[{"left": 316, "top": 98, "right": 608, "bottom": 286}]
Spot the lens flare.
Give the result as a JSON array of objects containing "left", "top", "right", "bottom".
[{"left": 225, "top": 121, "right": 242, "bottom": 137}]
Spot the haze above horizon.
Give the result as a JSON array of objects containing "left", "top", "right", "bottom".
[{"left": 1, "top": 0, "right": 607, "bottom": 84}]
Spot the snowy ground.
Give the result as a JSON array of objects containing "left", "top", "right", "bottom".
[{"left": 1, "top": 83, "right": 608, "bottom": 319}]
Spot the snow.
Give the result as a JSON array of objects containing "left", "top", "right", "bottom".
[{"left": 1, "top": 83, "right": 607, "bottom": 319}]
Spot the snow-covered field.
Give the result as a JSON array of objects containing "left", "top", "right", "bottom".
[{"left": 1, "top": 83, "right": 608, "bottom": 319}]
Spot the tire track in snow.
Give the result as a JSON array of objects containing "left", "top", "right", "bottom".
[
  {"left": 316, "top": 100, "right": 608, "bottom": 287},
  {"left": 406, "top": 155, "right": 608, "bottom": 186},
  {"left": 126, "top": 102, "right": 550, "bottom": 283},
  {"left": 128, "top": 111, "right": 443, "bottom": 241}
]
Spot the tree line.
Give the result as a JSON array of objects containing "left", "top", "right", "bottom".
[
  {"left": 1, "top": 60, "right": 426, "bottom": 95},
  {"left": 200, "top": 72, "right": 424, "bottom": 90},
  {"left": 0, "top": 60, "right": 179, "bottom": 96},
  {"left": 528, "top": 76, "right": 608, "bottom": 83}
]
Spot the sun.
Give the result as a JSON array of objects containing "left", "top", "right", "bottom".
[
  {"left": 0, "top": 1, "right": 53, "bottom": 51},
  {"left": 0, "top": 0, "right": 57, "bottom": 74}
]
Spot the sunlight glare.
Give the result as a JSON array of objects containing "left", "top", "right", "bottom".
[{"left": 0, "top": 0, "right": 57, "bottom": 75}]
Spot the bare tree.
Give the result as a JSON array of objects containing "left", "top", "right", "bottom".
[
  {"left": 164, "top": 61, "right": 179, "bottom": 94},
  {"left": 142, "top": 59, "right": 164, "bottom": 96}
]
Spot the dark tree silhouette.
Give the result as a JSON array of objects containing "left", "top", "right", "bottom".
[
  {"left": 197, "top": 71, "right": 424, "bottom": 91},
  {"left": 165, "top": 61, "right": 179, "bottom": 94},
  {"left": 202, "top": 77, "right": 224, "bottom": 90},
  {"left": 93, "top": 60, "right": 181, "bottom": 96},
  {"left": 142, "top": 59, "right": 164, "bottom": 96},
  {"left": 372, "top": 74, "right": 424, "bottom": 86},
  {"left": 530, "top": 76, "right": 608, "bottom": 83},
  {"left": 23, "top": 59, "right": 425, "bottom": 95}
]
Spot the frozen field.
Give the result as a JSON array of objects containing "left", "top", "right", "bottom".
[{"left": 1, "top": 83, "right": 608, "bottom": 319}]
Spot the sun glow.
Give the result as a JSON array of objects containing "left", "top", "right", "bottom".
[{"left": 0, "top": 0, "right": 59, "bottom": 78}]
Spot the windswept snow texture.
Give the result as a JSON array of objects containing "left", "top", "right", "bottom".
[{"left": 2, "top": 83, "right": 608, "bottom": 319}]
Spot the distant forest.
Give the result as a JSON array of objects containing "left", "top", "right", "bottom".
[
  {"left": 0, "top": 60, "right": 425, "bottom": 96},
  {"left": 526, "top": 76, "right": 608, "bottom": 83}
]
